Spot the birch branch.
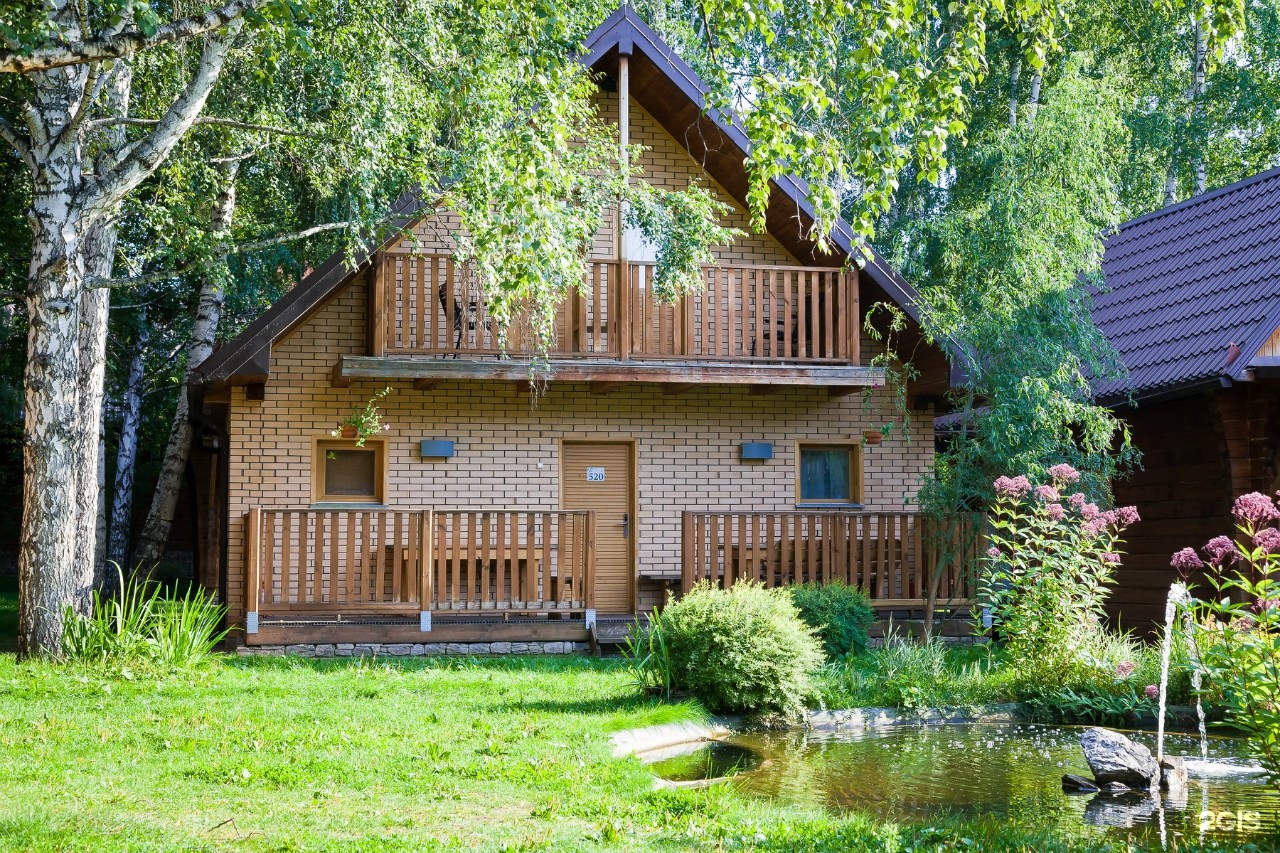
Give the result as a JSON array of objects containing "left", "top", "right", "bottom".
[
  {"left": 85, "top": 115, "right": 309, "bottom": 137},
  {"left": 0, "top": 115, "right": 35, "bottom": 171},
  {"left": 82, "top": 22, "right": 242, "bottom": 218},
  {"left": 90, "top": 219, "right": 389, "bottom": 289},
  {"left": 0, "top": 0, "right": 265, "bottom": 73}
]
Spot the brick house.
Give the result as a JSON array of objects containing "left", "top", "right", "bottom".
[{"left": 190, "top": 8, "right": 962, "bottom": 652}]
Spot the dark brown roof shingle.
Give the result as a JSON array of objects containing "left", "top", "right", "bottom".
[{"left": 1094, "top": 166, "right": 1280, "bottom": 402}]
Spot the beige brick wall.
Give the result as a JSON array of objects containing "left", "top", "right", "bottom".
[
  {"left": 386, "top": 94, "right": 795, "bottom": 267},
  {"left": 224, "top": 276, "right": 934, "bottom": 628}
]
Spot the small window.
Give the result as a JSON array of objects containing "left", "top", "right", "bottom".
[
  {"left": 797, "top": 443, "right": 862, "bottom": 505},
  {"left": 314, "top": 440, "right": 384, "bottom": 504}
]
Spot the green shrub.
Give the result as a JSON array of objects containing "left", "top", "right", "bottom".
[
  {"left": 62, "top": 568, "right": 227, "bottom": 669},
  {"left": 789, "top": 582, "right": 873, "bottom": 659},
  {"left": 651, "top": 581, "right": 823, "bottom": 720}
]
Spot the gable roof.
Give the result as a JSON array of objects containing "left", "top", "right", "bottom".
[
  {"left": 1094, "top": 165, "right": 1280, "bottom": 404},
  {"left": 197, "top": 6, "right": 929, "bottom": 391}
]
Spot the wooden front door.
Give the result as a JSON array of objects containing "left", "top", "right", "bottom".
[{"left": 562, "top": 441, "right": 634, "bottom": 614}]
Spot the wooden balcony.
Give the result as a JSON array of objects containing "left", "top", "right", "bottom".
[
  {"left": 680, "top": 511, "right": 984, "bottom": 607},
  {"left": 243, "top": 508, "right": 596, "bottom": 644},
  {"left": 349, "top": 254, "right": 875, "bottom": 389}
]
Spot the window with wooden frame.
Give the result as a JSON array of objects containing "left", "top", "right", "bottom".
[
  {"left": 313, "top": 439, "right": 385, "bottom": 504},
  {"left": 796, "top": 442, "right": 863, "bottom": 506}
]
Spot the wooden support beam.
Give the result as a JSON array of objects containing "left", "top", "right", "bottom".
[
  {"left": 412, "top": 378, "right": 439, "bottom": 391},
  {"left": 663, "top": 383, "right": 698, "bottom": 395},
  {"left": 589, "top": 381, "right": 621, "bottom": 395},
  {"left": 331, "top": 362, "right": 351, "bottom": 388},
  {"left": 338, "top": 356, "right": 885, "bottom": 388},
  {"left": 749, "top": 385, "right": 779, "bottom": 395},
  {"left": 828, "top": 386, "right": 860, "bottom": 398},
  {"left": 245, "top": 382, "right": 266, "bottom": 401}
]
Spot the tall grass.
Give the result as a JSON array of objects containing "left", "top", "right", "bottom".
[{"left": 61, "top": 566, "right": 227, "bottom": 669}]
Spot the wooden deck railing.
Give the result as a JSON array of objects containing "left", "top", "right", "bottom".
[
  {"left": 629, "top": 264, "right": 857, "bottom": 362},
  {"left": 244, "top": 508, "right": 596, "bottom": 627},
  {"left": 679, "top": 511, "right": 983, "bottom": 606},
  {"left": 431, "top": 510, "right": 594, "bottom": 611},
  {"left": 373, "top": 253, "right": 858, "bottom": 364},
  {"left": 380, "top": 254, "right": 621, "bottom": 357}
]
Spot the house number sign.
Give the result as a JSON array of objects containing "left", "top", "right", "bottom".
[{"left": 586, "top": 467, "right": 606, "bottom": 482}]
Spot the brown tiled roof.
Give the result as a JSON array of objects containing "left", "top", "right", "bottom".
[{"left": 1094, "top": 166, "right": 1280, "bottom": 403}]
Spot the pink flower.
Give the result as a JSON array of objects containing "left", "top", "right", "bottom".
[
  {"left": 1145, "top": 684, "right": 1159, "bottom": 700},
  {"left": 1253, "top": 598, "right": 1280, "bottom": 614},
  {"left": 987, "top": 546, "right": 1001, "bottom": 559},
  {"left": 1233, "top": 492, "right": 1279, "bottom": 525},
  {"left": 1117, "top": 506, "right": 1140, "bottom": 526},
  {"left": 994, "top": 475, "right": 1032, "bottom": 498},
  {"left": 1171, "top": 548, "right": 1204, "bottom": 571},
  {"left": 1115, "top": 661, "right": 1135, "bottom": 678},
  {"left": 1034, "top": 485, "right": 1061, "bottom": 502},
  {"left": 1255, "top": 527, "right": 1280, "bottom": 555},
  {"left": 1203, "top": 536, "right": 1237, "bottom": 565},
  {"left": 1101, "top": 552, "right": 1121, "bottom": 564},
  {"left": 1046, "top": 503, "right": 1066, "bottom": 521},
  {"left": 1082, "top": 519, "right": 1107, "bottom": 538},
  {"left": 1081, "top": 503, "right": 1100, "bottom": 520},
  {"left": 1100, "top": 510, "right": 1120, "bottom": 527},
  {"left": 1048, "top": 463, "right": 1081, "bottom": 484},
  {"left": 1068, "top": 492, "right": 1086, "bottom": 509}
]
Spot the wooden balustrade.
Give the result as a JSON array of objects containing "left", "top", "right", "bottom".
[
  {"left": 629, "top": 264, "right": 857, "bottom": 362},
  {"left": 680, "top": 511, "right": 983, "bottom": 606},
  {"left": 431, "top": 510, "right": 594, "bottom": 611},
  {"left": 382, "top": 254, "right": 620, "bottom": 357},
  {"left": 251, "top": 508, "right": 429, "bottom": 615},
  {"left": 244, "top": 508, "right": 595, "bottom": 623},
  {"left": 374, "top": 254, "right": 858, "bottom": 364}
]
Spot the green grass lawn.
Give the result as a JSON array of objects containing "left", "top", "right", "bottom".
[{"left": 0, "top": 582, "right": 1229, "bottom": 852}]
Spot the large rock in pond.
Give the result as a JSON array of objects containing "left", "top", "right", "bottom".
[{"left": 1079, "top": 727, "right": 1159, "bottom": 791}]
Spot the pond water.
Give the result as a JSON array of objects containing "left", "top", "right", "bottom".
[{"left": 651, "top": 724, "right": 1280, "bottom": 847}]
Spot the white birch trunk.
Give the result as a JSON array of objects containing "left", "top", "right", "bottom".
[
  {"left": 79, "top": 61, "right": 132, "bottom": 594},
  {"left": 106, "top": 319, "right": 147, "bottom": 577},
  {"left": 1192, "top": 16, "right": 1208, "bottom": 195},
  {"left": 1008, "top": 56, "right": 1021, "bottom": 128},
  {"left": 135, "top": 162, "right": 237, "bottom": 570},
  {"left": 17, "top": 23, "right": 94, "bottom": 656}
]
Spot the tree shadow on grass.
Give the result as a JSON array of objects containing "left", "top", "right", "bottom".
[{"left": 224, "top": 651, "right": 627, "bottom": 676}]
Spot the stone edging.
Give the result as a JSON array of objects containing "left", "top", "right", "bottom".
[
  {"left": 806, "top": 703, "right": 1027, "bottom": 731},
  {"left": 609, "top": 718, "right": 737, "bottom": 758},
  {"left": 237, "top": 641, "right": 587, "bottom": 658}
]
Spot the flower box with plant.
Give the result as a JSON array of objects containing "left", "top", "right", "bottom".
[{"left": 332, "top": 387, "right": 393, "bottom": 447}]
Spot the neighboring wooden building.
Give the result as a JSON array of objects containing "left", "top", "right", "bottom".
[
  {"left": 1093, "top": 167, "right": 1280, "bottom": 629},
  {"left": 190, "top": 8, "right": 959, "bottom": 652}
]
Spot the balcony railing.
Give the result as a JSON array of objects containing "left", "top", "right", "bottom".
[
  {"left": 680, "top": 511, "right": 983, "bottom": 606},
  {"left": 373, "top": 254, "right": 859, "bottom": 364},
  {"left": 243, "top": 508, "right": 596, "bottom": 628}
]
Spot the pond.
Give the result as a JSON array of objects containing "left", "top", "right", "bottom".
[{"left": 650, "top": 723, "right": 1280, "bottom": 847}]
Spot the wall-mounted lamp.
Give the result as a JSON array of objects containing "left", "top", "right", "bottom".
[
  {"left": 419, "top": 439, "right": 455, "bottom": 459},
  {"left": 739, "top": 442, "right": 773, "bottom": 461}
]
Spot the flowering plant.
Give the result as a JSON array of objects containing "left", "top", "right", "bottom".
[
  {"left": 1180, "top": 492, "right": 1280, "bottom": 787},
  {"left": 982, "top": 464, "right": 1138, "bottom": 680},
  {"left": 332, "top": 387, "right": 393, "bottom": 447}
]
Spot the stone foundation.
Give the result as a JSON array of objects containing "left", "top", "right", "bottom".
[{"left": 236, "top": 641, "right": 588, "bottom": 658}]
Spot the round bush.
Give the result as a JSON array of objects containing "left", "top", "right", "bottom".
[
  {"left": 789, "top": 581, "right": 874, "bottom": 659},
  {"left": 657, "top": 580, "right": 824, "bottom": 719}
]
